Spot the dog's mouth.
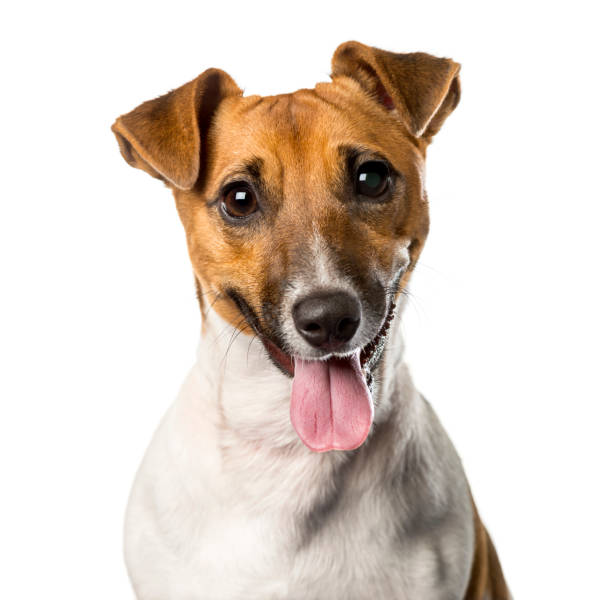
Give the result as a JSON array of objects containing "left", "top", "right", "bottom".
[
  {"left": 226, "top": 290, "right": 396, "bottom": 453},
  {"left": 260, "top": 301, "right": 396, "bottom": 385},
  {"left": 246, "top": 295, "right": 396, "bottom": 453}
]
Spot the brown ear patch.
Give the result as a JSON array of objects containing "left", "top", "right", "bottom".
[
  {"left": 111, "top": 68, "right": 242, "bottom": 190},
  {"left": 331, "top": 41, "right": 460, "bottom": 139}
]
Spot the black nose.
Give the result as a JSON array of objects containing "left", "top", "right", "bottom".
[{"left": 292, "top": 291, "right": 361, "bottom": 349}]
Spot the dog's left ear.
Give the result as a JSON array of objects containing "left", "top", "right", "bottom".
[
  {"left": 331, "top": 41, "right": 460, "bottom": 140},
  {"left": 111, "top": 68, "right": 242, "bottom": 190}
]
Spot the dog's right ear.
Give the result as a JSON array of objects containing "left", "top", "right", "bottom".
[{"left": 111, "top": 68, "right": 242, "bottom": 190}]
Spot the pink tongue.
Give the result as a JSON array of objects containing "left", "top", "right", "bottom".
[{"left": 290, "top": 352, "right": 373, "bottom": 452}]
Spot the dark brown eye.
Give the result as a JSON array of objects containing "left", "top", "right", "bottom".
[
  {"left": 356, "top": 161, "right": 390, "bottom": 198},
  {"left": 221, "top": 185, "right": 258, "bottom": 220}
]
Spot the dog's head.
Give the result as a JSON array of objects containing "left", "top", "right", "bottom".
[{"left": 112, "top": 41, "right": 460, "bottom": 452}]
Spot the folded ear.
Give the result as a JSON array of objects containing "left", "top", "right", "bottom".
[
  {"left": 111, "top": 68, "right": 242, "bottom": 190},
  {"left": 331, "top": 41, "right": 460, "bottom": 140}
]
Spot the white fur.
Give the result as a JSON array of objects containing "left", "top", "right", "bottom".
[{"left": 125, "top": 303, "right": 474, "bottom": 599}]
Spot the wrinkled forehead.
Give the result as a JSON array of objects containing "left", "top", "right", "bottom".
[{"left": 206, "top": 85, "right": 421, "bottom": 189}]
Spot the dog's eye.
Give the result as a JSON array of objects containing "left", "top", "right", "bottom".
[
  {"left": 356, "top": 161, "right": 390, "bottom": 198},
  {"left": 221, "top": 185, "right": 258, "bottom": 220}
]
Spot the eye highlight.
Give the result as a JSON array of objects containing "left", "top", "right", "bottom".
[
  {"left": 221, "top": 184, "right": 259, "bottom": 221},
  {"left": 355, "top": 161, "right": 390, "bottom": 198}
]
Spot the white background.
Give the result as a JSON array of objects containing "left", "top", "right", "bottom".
[{"left": 1, "top": 1, "right": 611, "bottom": 598}]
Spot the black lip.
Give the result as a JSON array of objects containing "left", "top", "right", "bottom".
[
  {"left": 225, "top": 288, "right": 295, "bottom": 375},
  {"left": 225, "top": 287, "right": 396, "bottom": 386},
  {"left": 225, "top": 289, "right": 263, "bottom": 333}
]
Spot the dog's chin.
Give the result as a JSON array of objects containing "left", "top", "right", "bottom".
[{"left": 260, "top": 301, "right": 396, "bottom": 388}]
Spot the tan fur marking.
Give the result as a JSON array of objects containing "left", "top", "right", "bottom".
[{"left": 464, "top": 499, "right": 511, "bottom": 600}]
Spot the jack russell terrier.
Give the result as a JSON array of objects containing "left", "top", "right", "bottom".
[{"left": 112, "top": 41, "right": 510, "bottom": 600}]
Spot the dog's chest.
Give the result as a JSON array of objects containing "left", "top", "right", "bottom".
[
  {"left": 186, "top": 508, "right": 294, "bottom": 598},
  {"left": 128, "top": 480, "right": 463, "bottom": 600},
  {"left": 167, "top": 504, "right": 460, "bottom": 600}
]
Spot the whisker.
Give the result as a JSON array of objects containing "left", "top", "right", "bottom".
[
  {"left": 414, "top": 261, "right": 445, "bottom": 276},
  {"left": 246, "top": 333, "right": 258, "bottom": 367},
  {"left": 404, "top": 289, "right": 428, "bottom": 326},
  {"left": 223, "top": 317, "right": 250, "bottom": 359},
  {"left": 204, "top": 292, "right": 223, "bottom": 318}
]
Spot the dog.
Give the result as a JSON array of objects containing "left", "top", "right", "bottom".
[{"left": 112, "top": 41, "right": 510, "bottom": 600}]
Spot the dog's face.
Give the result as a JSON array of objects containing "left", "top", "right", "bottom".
[
  {"left": 113, "top": 42, "right": 460, "bottom": 451},
  {"left": 177, "top": 82, "right": 428, "bottom": 370}
]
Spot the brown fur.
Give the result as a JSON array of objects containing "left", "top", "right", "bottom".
[
  {"left": 112, "top": 41, "right": 507, "bottom": 598},
  {"left": 464, "top": 499, "right": 511, "bottom": 599},
  {"left": 173, "top": 84, "right": 430, "bottom": 334}
]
